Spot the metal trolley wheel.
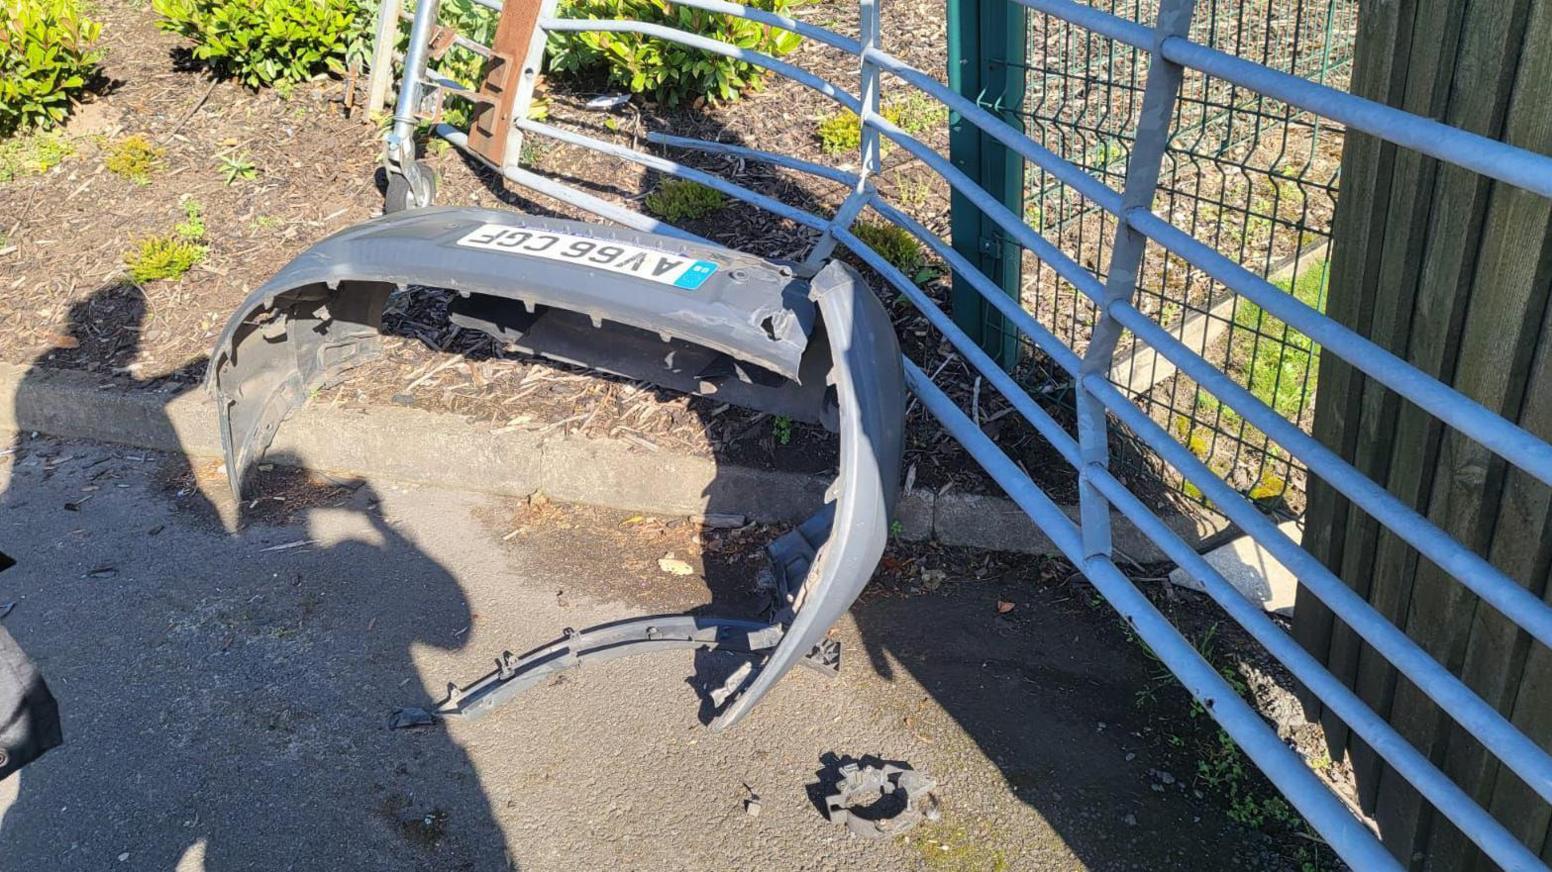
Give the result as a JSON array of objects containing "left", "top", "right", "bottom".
[{"left": 384, "top": 161, "right": 436, "bottom": 213}]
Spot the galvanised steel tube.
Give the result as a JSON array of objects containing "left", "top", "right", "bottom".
[
  {"left": 1086, "top": 470, "right": 1548, "bottom": 872},
  {"left": 800, "top": 0, "right": 882, "bottom": 269},
  {"left": 1082, "top": 372, "right": 1552, "bottom": 810},
  {"left": 1010, "top": 0, "right": 1152, "bottom": 50},
  {"left": 1073, "top": 0, "right": 1194, "bottom": 561},
  {"left": 1160, "top": 36, "right": 1552, "bottom": 199},
  {"left": 504, "top": 165, "right": 714, "bottom": 243},
  {"left": 517, "top": 120, "right": 830, "bottom": 231},
  {"left": 865, "top": 114, "right": 1109, "bottom": 302},
  {"left": 433, "top": 124, "right": 714, "bottom": 245},
  {"left": 645, "top": 132, "right": 861, "bottom": 186},
  {"left": 650, "top": 0, "right": 862, "bottom": 53},
  {"left": 868, "top": 199, "right": 1081, "bottom": 375},
  {"left": 633, "top": 132, "right": 1087, "bottom": 460},
  {"left": 539, "top": 19, "right": 862, "bottom": 113},
  {"left": 1109, "top": 301, "right": 1552, "bottom": 652},
  {"left": 390, "top": 0, "right": 443, "bottom": 143},
  {"left": 835, "top": 222, "right": 1082, "bottom": 469},
  {"left": 492, "top": 0, "right": 863, "bottom": 52},
  {"left": 395, "top": 11, "right": 492, "bottom": 57},
  {"left": 1127, "top": 209, "right": 1552, "bottom": 490},
  {"left": 903, "top": 360, "right": 1401, "bottom": 872},
  {"left": 862, "top": 47, "right": 1124, "bottom": 214}
]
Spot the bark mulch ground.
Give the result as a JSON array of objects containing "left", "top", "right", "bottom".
[{"left": 1, "top": 0, "right": 1125, "bottom": 503}]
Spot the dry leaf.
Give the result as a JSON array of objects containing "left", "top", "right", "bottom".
[{"left": 996, "top": 600, "right": 1015, "bottom": 614}]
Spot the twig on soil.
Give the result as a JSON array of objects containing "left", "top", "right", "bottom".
[{"left": 163, "top": 77, "right": 220, "bottom": 143}]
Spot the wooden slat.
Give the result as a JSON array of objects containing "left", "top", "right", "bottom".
[
  {"left": 1294, "top": 0, "right": 1414, "bottom": 726},
  {"left": 1300, "top": 0, "right": 1552, "bottom": 864},
  {"left": 1363, "top": 0, "right": 1542, "bottom": 859},
  {"left": 1321, "top": 0, "right": 1466, "bottom": 802},
  {"left": 1432, "top": 4, "right": 1552, "bottom": 865}
]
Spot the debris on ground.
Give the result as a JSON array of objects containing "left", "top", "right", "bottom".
[
  {"left": 823, "top": 761, "right": 941, "bottom": 838},
  {"left": 387, "top": 707, "right": 437, "bottom": 730},
  {"left": 657, "top": 554, "right": 696, "bottom": 576}
]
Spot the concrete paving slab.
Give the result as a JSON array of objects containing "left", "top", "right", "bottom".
[{"left": 1168, "top": 520, "right": 1305, "bottom": 616}]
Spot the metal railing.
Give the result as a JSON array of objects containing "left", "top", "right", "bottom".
[{"left": 366, "top": 0, "right": 1552, "bottom": 867}]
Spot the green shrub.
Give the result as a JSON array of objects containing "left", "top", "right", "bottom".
[
  {"left": 548, "top": 0, "right": 803, "bottom": 106},
  {"left": 153, "top": 0, "right": 363, "bottom": 88},
  {"left": 852, "top": 219, "right": 923, "bottom": 274},
  {"left": 126, "top": 200, "right": 208, "bottom": 282},
  {"left": 0, "top": 129, "right": 72, "bottom": 181},
  {"left": 815, "top": 111, "right": 860, "bottom": 155},
  {"left": 174, "top": 198, "right": 206, "bottom": 240},
  {"left": 814, "top": 97, "right": 942, "bottom": 157},
  {"left": 644, "top": 179, "right": 724, "bottom": 221},
  {"left": 0, "top": 0, "right": 103, "bottom": 136},
  {"left": 125, "top": 235, "right": 206, "bottom": 282},
  {"left": 105, "top": 134, "right": 165, "bottom": 184}
]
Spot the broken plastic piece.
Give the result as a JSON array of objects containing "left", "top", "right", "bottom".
[
  {"left": 824, "top": 762, "right": 941, "bottom": 838},
  {"left": 388, "top": 707, "right": 437, "bottom": 729},
  {"left": 800, "top": 637, "right": 842, "bottom": 678}
]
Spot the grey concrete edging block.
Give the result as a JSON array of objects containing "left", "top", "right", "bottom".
[
  {"left": 931, "top": 491, "right": 1223, "bottom": 561},
  {"left": 0, "top": 362, "right": 1224, "bottom": 557},
  {"left": 1169, "top": 519, "right": 1304, "bottom": 615}
]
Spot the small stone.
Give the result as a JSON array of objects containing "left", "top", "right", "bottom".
[
  {"left": 1122, "top": 814, "right": 1136, "bottom": 827},
  {"left": 1124, "top": 752, "right": 1136, "bottom": 762},
  {"left": 118, "top": 853, "right": 130, "bottom": 863},
  {"left": 696, "top": 513, "right": 746, "bottom": 529}
]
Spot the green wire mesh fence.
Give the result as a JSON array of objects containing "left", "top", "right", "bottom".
[{"left": 1006, "top": 0, "right": 1356, "bottom": 515}]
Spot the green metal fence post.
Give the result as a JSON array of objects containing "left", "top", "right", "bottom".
[{"left": 947, "top": 0, "right": 1026, "bottom": 371}]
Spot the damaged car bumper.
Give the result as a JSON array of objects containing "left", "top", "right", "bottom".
[{"left": 206, "top": 207, "right": 904, "bottom": 730}]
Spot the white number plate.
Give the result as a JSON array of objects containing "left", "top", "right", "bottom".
[{"left": 455, "top": 224, "right": 719, "bottom": 291}]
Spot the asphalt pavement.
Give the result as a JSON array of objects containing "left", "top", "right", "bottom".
[{"left": 0, "top": 433, "right": 1288, "bottom": 871}]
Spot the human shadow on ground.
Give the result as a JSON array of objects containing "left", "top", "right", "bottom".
[{"left": 0, "top": 283, "right": 511, "bottom": 870}]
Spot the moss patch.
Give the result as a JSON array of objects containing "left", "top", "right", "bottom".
[
  {"left": 105, "top": 134, "right": 166, "bottom": 185},
  {"left": 643, "top": 179, "right": 725, "bottom": 222}
]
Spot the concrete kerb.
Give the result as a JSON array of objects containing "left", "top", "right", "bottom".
[{"left": 0, "top": 362, "right": 1225, "bottom": 559}]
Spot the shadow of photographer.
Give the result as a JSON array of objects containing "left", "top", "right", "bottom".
[{"left": 0, "top": 282, "right": 511, "bottom": 870}]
